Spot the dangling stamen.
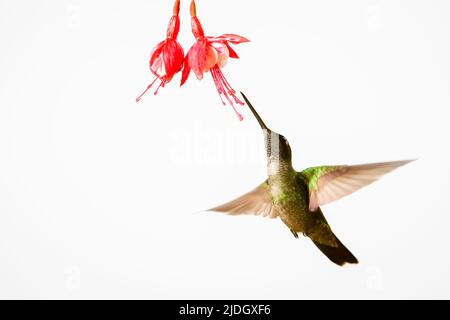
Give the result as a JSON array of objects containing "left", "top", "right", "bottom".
[
  {"left": 210, "top": 66, "right": 243, "bottom": 121},
  {"left": 214, "top": 69, "right": 244, "bottom": 105},
  {"left": 210, "top": 67, "right": 231, "bottom": 105},
  {"left": 136, "top": 77, "right": 159, "bottom": 102},
  {"left": 211, "top": 77, "right": 225, "bottom": 105},
  {"left": 212, "top": 66, "right": 244, "bottom": 107},
  {"left": 154, "top": 79, "right": 166, "bottom": 95},
  {"left": 210, "top": 70, "right": 226, "bottom": 104}
]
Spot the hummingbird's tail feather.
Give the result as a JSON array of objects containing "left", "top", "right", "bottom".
[{"left": 312, "top": 235, "right": 358, "bottom": 266}]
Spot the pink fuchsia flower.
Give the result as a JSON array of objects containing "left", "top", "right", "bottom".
[
  {"left": 136, "top": 0, "right": 184, "bottom": 102},
  {"left": 180, "top": 0, "right": 250, "bottom": 120}
]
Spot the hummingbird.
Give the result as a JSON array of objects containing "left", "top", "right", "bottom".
[{"left": 209, "top": 92, "right": 414, "bottom": 266}]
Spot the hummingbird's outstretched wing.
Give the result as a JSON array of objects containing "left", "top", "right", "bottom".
[
  {"left": 300, "top": 160, "right": 414, "bottom": 211},
  {"left": 208, "top": 181, "right": 279, "bottom": 218}
]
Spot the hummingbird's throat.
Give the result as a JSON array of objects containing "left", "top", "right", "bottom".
[
  {"left": 267, "top": 161, "right": 280, "bottom": 176},
  {"left": 267, "top": 159, "right": 292, "bottom": 176}
]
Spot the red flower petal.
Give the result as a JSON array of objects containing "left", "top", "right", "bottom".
[
  {"left": 211, "top": 34, "right": 250, "bottom": 44},
  {"left": 224, "top": 42, "right": 239, "bottom": 59},
  {"left": 180, "top": 51, "right": 192, "bottom": 86},
  {"left": 150, "top": 55, "right": 164, "bottom": 77},
  {"left": 162, "top": 39, "right": 184, "bottom": 79},
  {"left": 149, "top": 40, "right": 166, "bottom": 71},
  {"left": 188, "top": 39, "right": 207, "bottom": 80},
  {"left": 204, "top": 44, "right": 219, "bottom": 71},
  {"left": 173, "top": 41, "right": 185, "bottom": 72}
]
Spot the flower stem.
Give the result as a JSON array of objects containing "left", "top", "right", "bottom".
[
  {"left": 173, "top": 0, "right": 180, "bottom": 16},
  {"left": 190, "top": 0, "right": 196, "bottom": 17}
]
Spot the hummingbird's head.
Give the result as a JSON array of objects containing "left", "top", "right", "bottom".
[{"left": 240, "top": 92, "right": 292, "bottom": 165}]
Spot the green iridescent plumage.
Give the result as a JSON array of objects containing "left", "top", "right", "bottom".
[{"left": 300, "top": 166, "right": 340, "bottom": 190}]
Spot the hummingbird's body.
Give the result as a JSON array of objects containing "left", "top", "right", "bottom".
[
  {"left": 267, "top": 162, "right": 311, "bottom": 237},
  {"left": 266, "top": 154, "right": 345, "bottom": 253},
  {"left": 209, "top": 93, "right": 413, "bottom": 266}
]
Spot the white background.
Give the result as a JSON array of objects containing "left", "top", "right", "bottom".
[{"left": 0, "top": 0, "right": 449, "bottom": 299}]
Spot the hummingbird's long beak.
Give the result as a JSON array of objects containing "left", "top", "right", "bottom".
[{"left": 240, "top": 92, "right": 269, "bottom": 131}]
